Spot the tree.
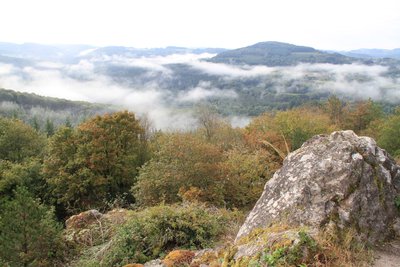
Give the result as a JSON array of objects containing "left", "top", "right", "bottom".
[
  {"left": 194, "top": 105, "right": 223, "bottom": 141},
  {"left": 45, "top": 118, "right": 55, "bottom": 137},
  {"left": 274, "top": 107, "right": 336, "bottom": 151},
  {"left": 246, "top": 107, "right": 335, "bottom": 154},
  {"left": 30, "top": 116, "right": 40, "bottom": 132},
  {"left": 342, "top": 99, "right": 383, "bottom": 133},
  {"left": 133, "top": 133, "right": 224, "bottom": 207},
  {"left": 0, "top": 159, "right": 45, "bottom": 203},
  {"left": 375, "top": 112, "right": 400, "bottom": 157},
  {"left": 0, "top": 187, "right": 65, "bottom": 267},
  {"left": 44, "top": 111, "right": 148, "bottom": 213},
  {"left": 325, "top": 95, "right": 344, "bottom": 125},
  {"left": 221, "top": 148, "right": 273, "bottom": 208},
  {"left": 0, "top": 117, "right": 45, "bottom": 163}
]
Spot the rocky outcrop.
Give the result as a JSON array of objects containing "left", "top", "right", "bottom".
[
  {"left": 64, "top": 208, "right": 129, "bottom": 247},
  {"left": 66, "top": 209, "right": 103, "bottom": 229},
  {"left": 236, "top": 130, "right": 400, "bottom": 244}
]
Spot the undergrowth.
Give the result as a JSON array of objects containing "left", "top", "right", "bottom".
[{"left": 74, "top": 203, "right": 243, "bottom": 267}]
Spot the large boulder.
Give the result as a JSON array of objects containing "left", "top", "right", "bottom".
[{"left": 236, "top": 130, "right": 400, "bottom": 244}]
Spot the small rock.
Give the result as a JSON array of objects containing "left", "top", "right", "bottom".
[
  {"left": 144, "top": 259, "right": 166, "bottom": 267},
  {"left": 163, "top": 250, "right": 195, "bottom": 267}
]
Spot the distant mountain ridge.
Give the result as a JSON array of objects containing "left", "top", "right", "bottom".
[
  {"left": 0, "top": 42, "right": 227, "bottom": 62},
  {"left": 85, "top": 46, "right": 226, "bottom": 58},
  {"left": 208, "top": 41, "right": 356, "bottom": 66},
  {"left": 1, "top": 41, "right": 400, "bottom": 64},
  {"left": 338, "top": 48, "right": 400, "bottom": 59},
  {"left": 0, "top": 42, "right": 94, "bottom": 61}
]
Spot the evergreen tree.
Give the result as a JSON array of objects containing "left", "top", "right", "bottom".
[
  {"left": 30, "top": 116, "right": 40, "bottom": 132},
  {"left": 0, "top": 187, "right": 65, "bottom": 267},
  {"left": 45, "top": 118, "right": 55, "bottom": 137}
]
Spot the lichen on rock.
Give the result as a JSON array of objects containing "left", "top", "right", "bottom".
[{"left": 236, "top": 130, "right": 400, "bottom": 244}]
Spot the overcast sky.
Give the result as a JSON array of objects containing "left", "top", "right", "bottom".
[{"left": 1, "top": 0, "right": 399, "bottom": 50}]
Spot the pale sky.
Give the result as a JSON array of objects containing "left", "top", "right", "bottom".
[{"left": 1, "top": 0, "right": 399, "bottom": 50}]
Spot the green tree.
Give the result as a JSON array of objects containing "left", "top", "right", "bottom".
[
  {"left": 246, "top": 107, "right": 335, "bottom": 154},
  {"left": 44, "top": 111, "right": 148, "bottom": 213},
  {"left": 133, "top": 133, "right": 224, "bottom": 207},
  {"left": 0, "top": 117, "right": 45, "bottom": 163},
  {"left": 64, "top": 117, "right": 72, "bottom": 128},
  {"left": 45, "top": 118, "right": 55, "bottom": 137},
  {"left": 0, "top": 159, "right": 45, "bottom": 203},
  {"left": 0, "top": 187, "right": 65, "bottom": 267},
  {"left": 375, "top": 112, "right": 400, "bottom": 157},
  {"left": 221, "top": 148, "right": 272, "bottom": 208},
  {"left": 275, "top": 107, "right": 336, "bottom": 150},
  {"left": 325, "top": 95, "right": 345, "bottom": 125},
  {"left": 30, "top": 116, "right": 40, "bottom": 132}
]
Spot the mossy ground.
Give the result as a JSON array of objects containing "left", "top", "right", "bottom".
[{"left": 191, "top": 223, "right": 373, "bottom": 267}]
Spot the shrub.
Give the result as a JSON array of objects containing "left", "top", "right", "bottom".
[
  {"left": 99, "top": 203, "right": 241, "bottom": 266},
  {"left": 395, "top": 196, "right": 400, "bottom": 211}
]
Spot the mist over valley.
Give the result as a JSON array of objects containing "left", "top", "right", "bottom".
[{"left": 0, "top": 41, "right": 399, "bottom": 129}]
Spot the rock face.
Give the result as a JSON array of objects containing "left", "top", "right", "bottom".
[{"left": 236, "top": 131, "right": 400, "bottom": 243}]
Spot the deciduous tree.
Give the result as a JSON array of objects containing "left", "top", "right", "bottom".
[{"left": 44, "top": 111, "right": 148, "bottom": 213}]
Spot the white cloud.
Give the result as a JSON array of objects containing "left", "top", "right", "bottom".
[
  {"left": 189, "top": 61, "right": 275, "bottom": 77},
  {"left": 35, "top": 61, "right": 64, "bottom": 69},
  {"left": 178, "top": 86, "right": 237, "bottom": 102},
  {"left": 0, "top": 64, "right": 16, "bottom": 75}
]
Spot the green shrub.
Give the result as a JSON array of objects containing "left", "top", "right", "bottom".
[
  {"left": 98, "top": 203, "right": 240, "bottom": 266},
  {"left": 395, "top": 196, "right": 400, "bottom": 211}
]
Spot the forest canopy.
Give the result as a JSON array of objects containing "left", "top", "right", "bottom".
[{"left": 0, "top": 97, "right": 399, "bottom": 266}]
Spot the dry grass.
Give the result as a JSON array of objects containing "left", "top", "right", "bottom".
[{"left": 314, "top": 228, "right": 373, "bottom": 267}]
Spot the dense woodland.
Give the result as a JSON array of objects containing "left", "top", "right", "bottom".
[{"left": 0, "top": 95, "right": 400, "bottom": 266}]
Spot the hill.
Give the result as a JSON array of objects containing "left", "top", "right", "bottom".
[
  {"left": 209, "top": 41, "right": 355, "bottom": 66},
  {"left": 0, "top": 88, "right": 115, "bottom": 129}
]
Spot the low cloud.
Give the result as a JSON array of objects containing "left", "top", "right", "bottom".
[
  {"left": 1, "top": 52, "right": 400, "bottom": 130},
  {"left": 189, "top": 60, "right": 275, "bottom": 77},
  {"left": 178, "top": 82, "right": 237, "bottom": 102},
  {"left": 274, "top": 63, "right": 400, "bottom": 102},
  {"left": 229, "top": 116, "right": 251, "bottom": 128}
]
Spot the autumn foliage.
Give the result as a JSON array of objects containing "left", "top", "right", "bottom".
[{"left": 43, "top": 111, "right": 147, "bottom": 213}]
